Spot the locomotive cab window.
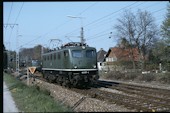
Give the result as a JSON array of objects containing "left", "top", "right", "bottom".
[
  {"left": 64, "top": 50, "right": 69, "bottom": 57},
  {"left": 47, "top": 55, "right": 49, "bottom": 60},
  {"left": 54, "top": 53, "right": 56, "bottom": 60},
  {"left": 44, "top": 56, "right": 46, "bottom": 61},
  {"left": 72, "top": 50, "right": 82, "bottom": 58},
  {"left": 86, "top": 50, "right": 96, "bottom": 58},
  {"left": 50, "top": 54, "right": 52, "bottom": 60},
  {"left": 58, "top": 52, "right": 61, "bottom": 59}
]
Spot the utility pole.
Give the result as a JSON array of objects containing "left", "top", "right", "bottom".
[
  {"left": 41, "top": 45, "right": 43, "bottom": 60},
  {"left": 80, "top": 27, "right": 85, "bottom": 45},
  {"left": 4, "top": 42, "right": 10, "bottom": 69},
  {"left": 67, "top": 15, "right": 85, "bottom": 45},
  {"left": 3, "top": 23, "right": 19, "bottom": 74}
]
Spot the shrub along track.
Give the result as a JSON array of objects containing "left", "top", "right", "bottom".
[{"left": 19, "top": 71, "right": 170, "bottom": 112}]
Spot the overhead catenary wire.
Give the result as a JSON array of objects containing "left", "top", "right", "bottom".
[
  {"left": 5, "top": 2, "right": 13, "bottom": 43},
  {"left": 65, "top": 2, "right": 138, "bottom": 36},
  {"left": 20, "top": 2, "right": 98, "bottom": 47},
  {"left": 78, "top": 2, "right": 98, "bottom": 15},
  {"left": 18, "top": 2, "right": 166, "bottom": 48},
  {"left": 14, "top": 2, "right": 24, "bottom": 24},
  {"left": 8, "top": 2, "right": 24, "bottom": 46},
  {"left": 85, "top": 7, "right": 167, "bottom": 43},
  {"left": 19, "top": 2, "right": 138, "bottom": 47},
  {"left": 65, "top": 2, "right": 166, "bottom": 38}
]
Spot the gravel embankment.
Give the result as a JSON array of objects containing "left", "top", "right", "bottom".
[{"left": 33, "top": 79, "right": 134, "bottom": 112}]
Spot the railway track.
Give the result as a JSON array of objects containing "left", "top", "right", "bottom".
[
  {"left": 73, "top": 82, "right": 170, "bottom": 112},
  {"left": 95, "top": 80, "right": 170, "bottom": 111},
  {"left": 19, "top": 72, "right": 170, "bottom": 112}
]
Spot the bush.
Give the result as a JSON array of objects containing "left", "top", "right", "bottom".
[
  {"left": 136, "top": 73, "right": 156, "bottom": 82},
  {"left": 100, "top": 71, "right": 170, "bottom": 84},
  {"left": 124, "top": 73, "right": 137, "bottom": 80},
  {"left": 156, "top": 72, "right": 170, "bottom": 84},
  {"left": 100, "top": 71, "right": 124, "bottom": 80}
]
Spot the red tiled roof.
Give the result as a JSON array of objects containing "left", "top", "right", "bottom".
[{"left": 106, "top": 47, "right": 140, "bottom": 61}]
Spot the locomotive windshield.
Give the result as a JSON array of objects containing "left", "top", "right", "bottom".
[
  {"left": 32, "top": 60, "right": 41, "bottom": 67},
  {"left": 72, "top": 49, "right": 96, "bottom": 58},
  {"left": 72, "top": 50, "right": 83, "bottom": 58},
  {"left": 86, "top": 50, "right": 96, "bottom": 58}
]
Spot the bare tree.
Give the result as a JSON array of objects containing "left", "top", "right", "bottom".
[{"left": 114, "top": 9, "right": 159, "bottom": 70}]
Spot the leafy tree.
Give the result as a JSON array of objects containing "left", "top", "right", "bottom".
[
  {"left": 159, "top": 3, "right": 170, "bottom": 71},
  {"left": 161, "top": 3, "right": 170, "bottom": 44}
]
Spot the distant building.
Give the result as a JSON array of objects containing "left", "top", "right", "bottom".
[
  {"left": 104, "top": 47, "right": 140, "bottom": 62},
  {"left": 102, "top": 47, "right": 141, "bottom": 71},
  {"left": 97, "top": 48, "right": 107, "bottom": 71}
]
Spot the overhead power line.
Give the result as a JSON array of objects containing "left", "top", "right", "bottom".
[
  {"left": 8, "top": 2, "right": 24, "bottom": 43},
  {"left": 85, "top": 2, "right": 138, "bottom": 27},
  {"left": 5, "top": 2, "right": 13, "bottom": 42},
  {"left": 6, "top": 2, "right": 13, "bottom": 26},
  {"left": 18, "top": 2, "right": 166, "bottom": 48},
  {"left": 14, "top": 2, "right": 24, "bottom": 24},
  {"left": 65, "top": 2, "right": 138, "bottom": 36},
  {"left": 85, "top": 7, "right": 167, "bottom": 42},
  {"left": 78, "top": 2, "right": 98, "bottom": 15},
  {"left": 20, "top": 2, "right": 98, "bottom": 47}
]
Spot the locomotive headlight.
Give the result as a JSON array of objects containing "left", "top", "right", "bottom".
[
  {"left": 74, "top": 65, "right": 78, "bottom": 69},
  {"left": 93, "top": 65, "right": 96, "bottom": 68},
  {"left": 82, "top": 46, "right": 85, "bottom": 49}
]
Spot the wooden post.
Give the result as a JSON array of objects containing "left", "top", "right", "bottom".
[{"left": 27, "top": 67, "right": 29, "bottom": 85}]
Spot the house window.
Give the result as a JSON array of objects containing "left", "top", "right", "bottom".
[{"left": 106, "top": 58, "right": 109, "bottom": 62}]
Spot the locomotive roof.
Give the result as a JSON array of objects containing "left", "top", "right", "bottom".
[{"left": 42, "top": 42, "right": 96, "bottom": 55}]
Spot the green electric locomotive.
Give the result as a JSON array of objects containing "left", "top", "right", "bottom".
[{"left": 42, "top": 42, "right": 99, "bottom": 87}]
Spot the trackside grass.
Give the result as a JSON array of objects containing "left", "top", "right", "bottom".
[{"left": 3, "top": 72, "right": 72, "bottom": 112}]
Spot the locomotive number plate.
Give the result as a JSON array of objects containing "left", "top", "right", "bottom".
[{"left": 81, "top": 71, "right": 89, "bottom": 74}]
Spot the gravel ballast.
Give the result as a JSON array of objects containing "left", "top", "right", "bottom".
[{"left": 33, "top": 79, "right": 133, "bottom": 112}]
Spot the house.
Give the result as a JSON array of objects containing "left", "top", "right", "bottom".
[
  {"left": 103, "top": 47, "right": 140, "bottom": 71},
  {"left": 97, "top": 48, "right": 107, "bottom": 71},
  {"left": 104, "top": 47, "right": 140, "bottom": 62}
]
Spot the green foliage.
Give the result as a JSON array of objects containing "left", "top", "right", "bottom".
[
  {"left": 161, "top": 3, "right": 170, "bottom": 43},
  {"left": 155, "top": 72, "right": 170, "bottom": 83},
  {"left": 3, "top": 73, "right": 72, "bottom": 112},
  {"left": 101, "top": 71, "right": 170, "bottom": 84},
  {"left": 106, "top": 61, "right": 132, "bottom": 69},
  {"left": 136, "top": 73, "right": 156, "bottom": 82},
  {"left": 148, "top": 39, "right": 170, "bottom": 71}
]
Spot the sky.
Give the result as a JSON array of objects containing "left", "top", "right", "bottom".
[{"left": 3, "top": 1, "right": 169, "bottom": 52}]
